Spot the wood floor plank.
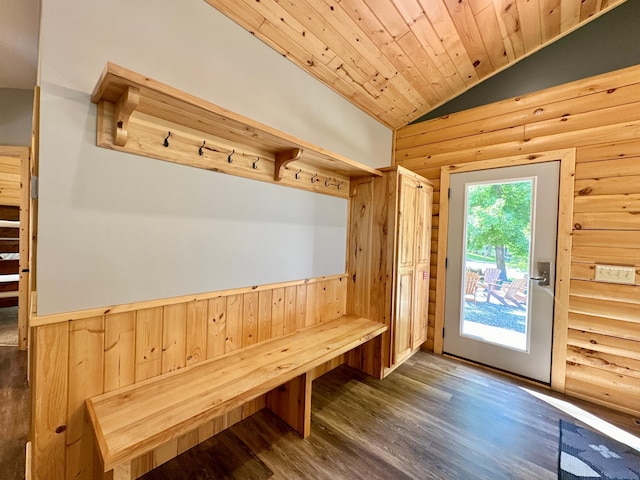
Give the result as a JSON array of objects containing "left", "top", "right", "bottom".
[{"left": 135, "top": 351, "right": 640, "bottom": 479}]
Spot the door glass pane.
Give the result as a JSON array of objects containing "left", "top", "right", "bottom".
[{"left": 460, "top": 178, "right": 534, "bottom": 352}]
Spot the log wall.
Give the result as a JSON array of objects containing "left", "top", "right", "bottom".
[
  {"left": 394, "top": 63, "right": 640, "bottom": 416},
  {"left": 30, "top": 274, "right": 347, "bottom": 480}
]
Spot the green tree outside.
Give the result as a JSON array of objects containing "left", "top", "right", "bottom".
[{"left": 465, "top": 180, "right": 532, "bottom": 281}]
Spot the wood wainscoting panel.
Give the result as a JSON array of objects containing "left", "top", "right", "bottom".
[
  {"left": 29, "top": 274, "right": 348, "bottom": 480},
  {"left": 394, "top": 63, "right": 640, "bottom": 415}
]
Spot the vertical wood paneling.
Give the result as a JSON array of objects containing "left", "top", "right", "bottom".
[
  {"left": 103, "top": 312, "right": 136, "bottom": 392},
  {"left": 304, "top": 281, "right": 317, "bottom": 327},
  {"left": 32, "top": 323, "right": 69, "bottom": 480},
  {"left": 271, "top": 287, "right": 285, "bottom": 337},
  {"left": 258, "top": 290, "right": 273, "bottom": 342},
  {"left": 185, "top": 300, "right": 207, "bottom": 366},
  {"left": 134, "top": 307, "right": 163, "bottom": 382},
  {"left": 225, "top": 294, "right": 243, "bottom": 353},
  {"left": 295, "top": 284, "right": 307, "bottom": 331},
  {"left": 283, "top": 286, "right": 297, "bottom": 335},
  {"left": 66, "top": 317, "right": 104, "bottom": 480},
  {"left": 32, "top": 275, "right": 348, "bottom": 478},
  {"left": 206, "top": 297, "right": 226, "bottom": 359},
  {"left": 161, "top": 304, "right": 186, "bottom": 374},
  {"left": 242, "top": 292, "right": 258, "bottom": 347}
]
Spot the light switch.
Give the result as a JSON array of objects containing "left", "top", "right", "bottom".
[{"left": 594, "top": 265, "right": 636, "bottom": 285}]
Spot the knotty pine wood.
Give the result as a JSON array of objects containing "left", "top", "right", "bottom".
[
  {"left": 136, "top": 351, "right": 640, "bottom": 480},
  {"left": 205, "top": 0, "right": 627, "bottom": 128},
  {"left": 394, "top": 63, "right": 640, "bottom": 415},
  {"left": 86, "top": 315, "right": 385, "bottom": 474},
  {"left": 29, "top": 275, "right": 349, "bottom": 480},
  {"left": 91, "top": 63, "right": 381, "bottom": 201},
  {"left": 346, "top": 167, "right": 433, "bottom": 378}
]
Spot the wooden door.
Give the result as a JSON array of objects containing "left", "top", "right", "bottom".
[
  {"left": 393, "top": 174, "right": 418, "bottom": 364},
  {"left": 412, "top": 182, "right": 432, "bottom": 348}
]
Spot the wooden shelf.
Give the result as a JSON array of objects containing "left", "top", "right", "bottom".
[{"left": 91, "top": 63, "right": 382, "bottom": 198}]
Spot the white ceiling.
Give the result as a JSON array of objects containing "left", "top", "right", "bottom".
[{"left": 0, "top": 0, "right": 40, "bottom": 89}]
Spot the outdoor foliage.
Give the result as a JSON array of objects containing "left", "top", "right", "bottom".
[{"left": 466, "top": 180, "right": 532, "bottom": 280}]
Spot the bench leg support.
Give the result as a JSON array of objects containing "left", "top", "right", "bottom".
[
  {"left": 266, "top": 372, "right": 312, "bottom": 438},
  {"left": 105, "top": 462, "right": 133, "bottom": 480}
]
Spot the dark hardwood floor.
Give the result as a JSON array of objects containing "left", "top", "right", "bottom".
[
  {"left": 2, "top": 348, "right": 639, "bottom": 479},
  {"left": 0, "top": 347, "right": 29, "bottom": 480},
  {"left": 143, "top": 351, "right": 640, "bottom": 480}
]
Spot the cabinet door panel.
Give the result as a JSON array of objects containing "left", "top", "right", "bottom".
[
  {"left": 393, "top": 268, "right": 414, "bottom": 364},
  {"left": 397, "top": 175, "right": 418, "bottom": 268},
  {"left": 412, "top": 183, "right": 432, "bottom": 347}
]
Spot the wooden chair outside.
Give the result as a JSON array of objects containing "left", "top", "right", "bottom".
[
  {"left": 479, "top": 267, "right": 501, "bottom": 301},
  {"left": 464, "top": 271, "right": 480, "bottom": 303},
  {"left": 487, "top": 276, "right": 528, "bottom": 308}
]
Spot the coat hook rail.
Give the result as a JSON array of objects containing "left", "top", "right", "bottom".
[
  {"left": 163, "top": 131, "right": 171, "bottom": 147},
  {"left": 311, "top": 173, "right": 319, "bottom": 184},
  {"left": 325, "top": 179, "right": 344, "bottom": 190},
  {"left": 199, "top": 141, "right": 206, "bottom": 156}
]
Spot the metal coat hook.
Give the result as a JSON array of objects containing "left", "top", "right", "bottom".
[
  {"left": 311, "top": 173, "right": 319, "bottom": 184},
  {"left": 325, "top": 179, "right": 344, "bottom": 190},
  {"left": 252, "top": 157, "right": 260, "bottom": 169},
  {"left": 163, "top": 131, "right": 171, "bottom": 147},
  {"left": 295, "top": 169, "right": 302, "bottom": 180},
  {"left": 227, "top": 149, "right": 235, "bottom": 163},
  {"left": 199, "top": 141, "right": 206, "bottom": 156}
]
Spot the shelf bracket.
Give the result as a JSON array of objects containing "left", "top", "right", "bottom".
[
  {"left": 113, "top": 86, "right": 140, "bottom": 147},
  {"left": 274, "top": 148, "right": 303, "bottom": 181}
]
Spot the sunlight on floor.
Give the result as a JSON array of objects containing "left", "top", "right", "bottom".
[{"left": 522, "top": 387, "right": 640, "bottom": 452}]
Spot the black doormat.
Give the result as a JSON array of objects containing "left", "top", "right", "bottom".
[{"left": 559, "top": 420, "right": 640, "bottom": 479}]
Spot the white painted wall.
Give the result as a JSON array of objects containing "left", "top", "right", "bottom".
[
  {"left": 0, "top": 88, "right": 33, "bottom": 146},
  {"left": 36, "top": 0, "right": 392, "bottom": 315}
]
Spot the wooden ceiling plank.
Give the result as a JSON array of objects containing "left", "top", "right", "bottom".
[
  {"left": 473, "top": 3, "right": 509, "bottom": 70},
  {"left": 560, "top": 0, "right": 581, "bottom": 32},
  {"left": 540, "top": 0, "right": 562, "bottom": 43},
  {"left": 395, "top": 1, "right": 467, "bottom": 92},
  {"left": 442, "top": 0, "right": 495, "bottom": 77},
  {"left": 580, "top": 0, "right": 601, "bottom": 21},
  {"left": 396, "top": 32, "right": 454, "bottom": 103},
  {"left": 236, "top": 0, "right": 337, "bottom": 66},
  {"left": 306, "top": 0, "right": 428, "bottom": 115},
  {"left": 408, "top": 15, "right": 467, "bottom": 93},
  {"left": 418, "top": 0, "right": 479, "bottom": 86},
  {"left": 362, "top": 0, "right": 410, "bottom": 40},
  {"left": 516, "top": 0, "right": 543, "bottom": 53},
  {"left": 340, "top": 0, "right": 441, "bottom": 106},
  {"left": 493, "top": 0, "right": 526, "bottom": 59},
  {"left": 467, "top": 0, "right": 493, "bottom": 15},
  {"left": 204, "top": 0, "right": 265, "bottom": 31},
  {"left": 274, "top": 0, "right": 380, "bottom": 83}
]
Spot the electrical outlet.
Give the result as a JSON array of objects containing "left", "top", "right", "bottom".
[{"left": 594, "top": 265, "right": 636, "bottom": 285}]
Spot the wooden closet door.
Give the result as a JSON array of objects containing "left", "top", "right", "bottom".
[
  {"left": 412, "top": 182, "right": 432, "bottom": 348},
  {"left": 393, "top": 174, "right": 418, "bottom": 364}
]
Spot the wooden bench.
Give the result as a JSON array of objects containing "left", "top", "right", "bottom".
[{"left": 86, "top": 315, "right": 386, "bottom": 479}]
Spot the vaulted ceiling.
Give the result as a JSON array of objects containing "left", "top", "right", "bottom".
[{"left": 205, "top": 0, "right": 628, "bottom": 128}]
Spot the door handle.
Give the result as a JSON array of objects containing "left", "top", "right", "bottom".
[{"left": 529, "top": 261, "right": 551, "bottom": 286}]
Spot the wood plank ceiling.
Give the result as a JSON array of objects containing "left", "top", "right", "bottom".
[{"left": 205, "top": 0, "right": 628, "bottom": 129}]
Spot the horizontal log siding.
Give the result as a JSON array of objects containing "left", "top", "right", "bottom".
[
  {"left": 30, "top": 275, "right": 347, "bottom": 480},
  {"left": 394, "top": 64, "right": 640, "bottom": 416}
]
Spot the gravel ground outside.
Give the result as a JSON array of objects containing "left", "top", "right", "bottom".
[{"left": 462, "top": 299, "right": 527, "bottom": 333}]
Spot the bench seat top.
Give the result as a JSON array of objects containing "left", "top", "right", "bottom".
[{"left": 86, "top": 315, "right": 386, "bottom": 471}]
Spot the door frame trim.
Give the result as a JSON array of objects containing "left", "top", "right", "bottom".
[{"left": 433, "top": 148, "right": 576, "bottom": 392}]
